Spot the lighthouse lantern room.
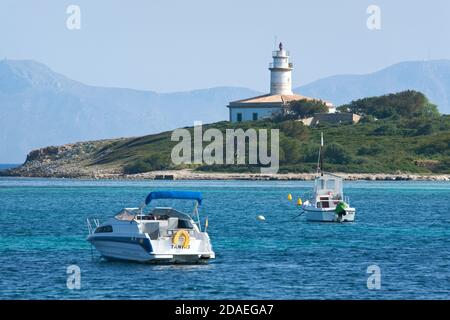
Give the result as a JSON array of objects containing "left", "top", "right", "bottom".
[{"left": 269, "top": 42, "right": 293, "bottom": 95}]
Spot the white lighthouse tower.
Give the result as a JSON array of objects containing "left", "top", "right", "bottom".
[{"left": 269, "top": 42, "right": 293, "bottom": 95}]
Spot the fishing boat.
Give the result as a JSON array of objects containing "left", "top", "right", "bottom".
[
  {"left": 301, "top": 133, "right": 356, "bottom": 222},
  {"left": 86, "top": 191, "right": 215, "bottom": 263}
]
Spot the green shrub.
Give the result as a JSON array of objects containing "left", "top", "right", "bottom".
[
  {"left": 416, "top": 140, "right": 450, "bottom": 156},
  {"left": 147, "top": 154, "right": 165, "bottom": 170},
  {"left": 280, "top": 137, "right": 301, "bottom": 164},
  {"left": 372, "top": 124, "right": 399, "bottom": 136},
  {"left": 279, "top": 120, "right": 308, "bottom": 140},
  {"left": 338, "top": 90, "right": 439, "bottom": 119},
  {"left": 415, "top": 123, "right": 434, "bottom": 136},
  {"left": 357, "top": 144, "right": 382, "bottom": 156},
  {"left": 300, "top": 143, "right": 320, "bottom": 162},
  {"left": 123, "top": 154, "right": 166, "bottom": 174},
  {"left": 123, "top": 160, "right": 153, "bottom": 174},
  {"left": 324, "top": 142, "right": 353, "bottom": 164},
  {"left": 274, "top": 99, "right": 328, "bottom": 121},
  {"left": 435, "top": 159, "right": 450, "bottom": 173}
]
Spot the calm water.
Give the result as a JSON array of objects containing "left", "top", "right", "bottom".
[
  {"left": 0, "top": 177, "right": 449, "bottom": 300},
  {"left": 0, "top": 163, "right": 20, "bottom": 170}
]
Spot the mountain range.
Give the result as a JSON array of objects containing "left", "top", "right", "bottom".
[
  {"left": 1, "top": 59, "right": 450, "bottom": 162},
  {"left": 296, "top": 60, "right": 450, "bottom": 109}
]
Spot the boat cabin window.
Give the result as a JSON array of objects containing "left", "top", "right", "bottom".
[
  {"left": 318, "top": 197, "right": 330, "bottom": 208},
  {"left": 95, "top": 225, "right": 113, "bottom": 233},
  {"left": 327, "top": 179, "right": 335, "bottom": 190},
  {"left": 319, "top": 179, "right": 325, "bottom": 190},
  {"left": 315, "top": 176, "right": 344, "bottom": 199},
  {"left": 178, "top": 219, "right": 193, "bottom": 229}
]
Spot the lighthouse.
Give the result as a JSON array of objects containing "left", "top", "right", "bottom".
[
  {"left": 269, "top": 42, "right": 293, "bottom": 95},
  {"left": 227, "top": 42, "right": 334, "bottom": 123}
]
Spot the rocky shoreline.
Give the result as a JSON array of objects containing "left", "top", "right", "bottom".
[
  {"left": 2, "top": 167, "right": 449, "bottom": 181},
  {"left": 119, "top": 170, "right": 450, "bottom": 181}
]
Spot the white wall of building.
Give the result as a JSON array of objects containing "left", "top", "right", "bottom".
[
  {"left": 229, "top": 107, "right": 282, "bottom": 123},
  {"left": 270, "top": 70, "right": 292, "bottom": 95},
  {"left": 328, "top": 105, "right": 336, "bottom": 113}
]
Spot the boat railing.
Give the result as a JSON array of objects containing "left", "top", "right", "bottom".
[{"left": 86, "top": 218, "right": 100, "bottom": 235}]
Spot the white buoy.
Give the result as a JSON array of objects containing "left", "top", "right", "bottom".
[{"left": 257, "top": 215, "right": 266, "bottom": 221}]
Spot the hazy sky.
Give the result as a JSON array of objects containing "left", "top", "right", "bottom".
[{"left": 1, "top": 0, "right": 449, "bottom": 92}]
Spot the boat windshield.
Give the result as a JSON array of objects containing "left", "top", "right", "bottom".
[
  {"left": 144, "top": 207, "right": 192, "bottom": 221},
  {"left": 114, "top": 208, "right": 140, "bottom": 221},
  {"left": 313, "top": 175, "right": 344, "bottom": 200}
]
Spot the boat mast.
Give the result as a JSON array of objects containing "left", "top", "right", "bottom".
[{"left": 316, "top": 132, "right": 324, "bottom": 177}]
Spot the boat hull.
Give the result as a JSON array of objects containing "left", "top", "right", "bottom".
[
  {"left": 88, "top": 235, "right": 215, "bottom": 263},
  {"left": 89, "top": 238, "right": 153, "bottom": 262}
]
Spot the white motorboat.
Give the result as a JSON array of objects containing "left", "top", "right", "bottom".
[
  {"left": 87, "top": 191, "right": 215, "bottom": 263},
  {"left": 301, "top": 133, "right": 356, "bottom": 222}
]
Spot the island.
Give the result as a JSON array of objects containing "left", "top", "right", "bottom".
[{"left": 2, "top": 91, "right": 450, "bottom": 181}]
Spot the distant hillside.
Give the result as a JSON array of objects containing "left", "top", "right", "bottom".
[
  {"left": 0, "top": 164, "right": 19, "bottom": 171},
  {"left": 295, "top": 60, "right": 450, "bottom": 114},
  {"left": 0, "top": 59, "right": 261, "bottom": 162}
]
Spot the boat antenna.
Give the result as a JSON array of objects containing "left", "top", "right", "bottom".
[
  {"left": 194, "top": 201, "right": 202, "bottom": 232},
  {"left": 316, "top": 132, "right": 324, "bottom": 176}
]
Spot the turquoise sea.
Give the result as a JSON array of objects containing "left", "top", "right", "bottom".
[{"left": 0, "top": 177, "right": 449, "bottom": 300}]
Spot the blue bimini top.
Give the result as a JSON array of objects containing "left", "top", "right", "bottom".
[{"left": 144, "top": 191, "right": 203, "bottom": 205}]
